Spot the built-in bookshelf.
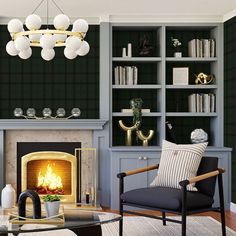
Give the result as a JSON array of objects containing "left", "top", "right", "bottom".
[{"left": 110, "top": 23, "right": 224, "bottom": 147}]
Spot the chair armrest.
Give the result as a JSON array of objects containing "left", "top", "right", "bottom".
[
  {"left": 179, "top": 168, "right": 225, "bottom": 187},
  {"left": 117, "top": 164, "right": 159, "bottom": 178}
]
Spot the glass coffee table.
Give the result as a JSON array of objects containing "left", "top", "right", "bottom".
[{"left": 0, "top": 208, "right": 121, "bottom": 236}]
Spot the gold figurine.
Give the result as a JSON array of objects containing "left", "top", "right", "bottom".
[
  {"left": 136, "top": 130, "right": 154, "bottom": 146},
  {"left": 195, "top": 72, "right": 214, "bottom": 85},
  {"left": 118, "top": 120, "right": 139, "bottom": 146}
]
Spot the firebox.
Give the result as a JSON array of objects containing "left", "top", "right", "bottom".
[
  {"left": 17, "top": 142, "right": 97, "bottom": 206},
  {"left": 21, "top": 151, "right": 76, "bottom": 202}
]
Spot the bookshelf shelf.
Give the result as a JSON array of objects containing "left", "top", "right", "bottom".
[
  {"left": 112, "top": 85, "right": 162, "bottom": 89},
  {"left": 113, "top": 57, "right": 162, "bottom": 62},
  {"left": 112, "top": 112, "right": 162, "bottom": 117},
  {"left": 166, "top": 112, "right": 217, "bottom": 117},
  {"left": 166, "top": 85, "right": 218, "bottom": 89},
  {"left": 166, "top": 57, "right": 217, "bottom": 62}
]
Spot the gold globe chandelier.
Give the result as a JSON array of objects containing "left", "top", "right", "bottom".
[{"left": 6, "top": 0, "right": 90, "bottom": 61}]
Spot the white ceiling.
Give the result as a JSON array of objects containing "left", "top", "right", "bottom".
[{"left": 1, "top": 0, "right": 236, "bottom": 23}]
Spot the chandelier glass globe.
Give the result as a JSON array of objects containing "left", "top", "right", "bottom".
[
  {"left": 7, "top": 19, "right": 23, "bottom": 33},
  {"left": 6, "top": 41, "right": 19, "bottom": 56},
  {"left": 66, "top": 36, "right": 82, "bottom": 51},
  {"left": 64, "top": 47, "right": 77, "bottom": 60},
  {"left": 40, "top": 34, "right": 56, "bottom": 49},
  {"left": 14, "top": 36, "right": 30, "bottom": 51},
  {"left": 25, "top": 14, "right": 42, "bottom": 30},
  {"left": 6, "top": 0, "right": 89, "bottom": 61},
  {"left": 72, "top": 19, "right": 89, "bottom": 33},
  {"left": 76, "top": 41, "right": 90, "bottom": 56},
  {"left": 41, "top": 48, "right": 55, "bottom": 61},
  {"left": 53, "top": 14, "right": 70, "bottom": 30},
  {"left": 19, "top": 48, "right": 32, "bottom": 59},
  {"left": 29, "top": 34, "right": 41, "bottom": 42}
]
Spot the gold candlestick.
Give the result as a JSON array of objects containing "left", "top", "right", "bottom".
[
  {"left": 118, "top": 120, "right": 139, "bottom": 146},
  {"left": 136, "top": 130, "right": 154, "bottom": 146}
]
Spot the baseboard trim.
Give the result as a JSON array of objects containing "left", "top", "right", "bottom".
[{"left": 230, "top": 202, "right": 236, "bottom": 212}]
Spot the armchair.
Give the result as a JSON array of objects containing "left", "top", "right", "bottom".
[{"left": 117, "top": 156, "right": 226, "bottom": 236}]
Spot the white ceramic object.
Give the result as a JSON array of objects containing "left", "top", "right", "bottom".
[
  {"left": 44, "top": 201, "right": 60, "bottom": 218},
  {"left": 174, "top": 52, "right": 182, "bottom": 57},
  {"left": 1, "top": 184, "right": 16, "bottom": 208}
]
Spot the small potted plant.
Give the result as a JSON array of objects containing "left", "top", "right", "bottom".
[
  {"left": 171, "top": 37, "right": 182, "bottom": 57},
  {"left": 42, "top": 194, "right": 62, "bottom": 218}
]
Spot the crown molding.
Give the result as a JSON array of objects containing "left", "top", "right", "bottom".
[
  {"left": 0, "top": 14, "right": 227, "bottom": 25},
  {"left": 107, "top": 14, "right": 223, "bottom": 23},
  {"left": 223, "top": 7, "right": 236, "bottom": 22}
]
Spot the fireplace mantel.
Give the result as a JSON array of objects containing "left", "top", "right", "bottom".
[{"left": 0, "top": 119, "right": 108, "bottom": 130}]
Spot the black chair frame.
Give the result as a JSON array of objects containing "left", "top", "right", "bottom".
[{"left": 117, "top": 163, "right": 226, "bottom": 236}]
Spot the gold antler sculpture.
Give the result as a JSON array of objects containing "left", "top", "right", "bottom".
[
  {"left": 118, "top": 120, "right": 139, "bottom": 146},
  {"left": 136, "top": 130, "right": 154, "bottom": 146},
  {"left": 195, "top": 73, "right": 214, "bottom": 85}
]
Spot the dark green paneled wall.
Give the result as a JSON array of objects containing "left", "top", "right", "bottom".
[
  {"left": 0, "top": 25, "right": 99, "bottom": 119},
  {"left": 224, "top": 17, "right": 236, "bottom": 203}
]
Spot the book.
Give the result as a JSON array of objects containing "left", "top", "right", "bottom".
[
  {"left": 133, "top": 66, "right": 138, "bottom": 85},
  {"left": 203, "top": 39, "right": 210, "bottom": 57},
  {"left": 210, "top": 39, "right": 216, "bottom": 57},
  {"left": 114, "top": 66, "right": 119, "bottom": 85},
  {"left": 210, "top": 93, "right": 215, "bottom": 112},
  {"left": 188, "top": 94, "right": 196, "bottom": 112},
  {"left": 188, "top": 39, "right": 196, "bottom": 57}
]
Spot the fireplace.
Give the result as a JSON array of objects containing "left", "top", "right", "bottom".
[
  {"left": 16, "top": 142, "right": 97, "bottom": 205},
  {"left": 21, "top": 151, "right": 76, "bottom": 202}
]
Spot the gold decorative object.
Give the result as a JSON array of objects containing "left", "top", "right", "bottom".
[
  {"left": 118, "top": 120, "right": 139, "bottom": 146},
  {"left": 9, "top": 206, "right": 65, "bottom": 225},
  {"left": 136, "top": 130, "right": 154, "bottom": 146},
  {"left": 195, "top": 73, "right": 214, "bottom": 85}
]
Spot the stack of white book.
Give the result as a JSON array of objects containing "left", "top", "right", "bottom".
[
  {"left": 114, "top": 66, "right": 138, "bottom": 85},
  {"left": 188, "top": 39, "right": 215, "bottom": 57},
  {"left": 188, "top": 93, "right": 215, "bottom": 113}
]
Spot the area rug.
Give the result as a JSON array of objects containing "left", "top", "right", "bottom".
[
  {"left": 1, "top": 215, "right": 235, "bottom": 235},
  {"left": 102, "top": 216, "right": 236, "bottom": 236}
]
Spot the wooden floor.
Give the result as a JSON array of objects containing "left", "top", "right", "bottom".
[{"left": 103, "top": 207, "right": 236, "bottom": 231}]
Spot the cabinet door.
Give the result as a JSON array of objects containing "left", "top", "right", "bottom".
[
  {"left": 120, "top": 156, "right": 147, "bottom": 192},
  {"left": 110, "top": 151, "right": 160, "bottom": 210}
]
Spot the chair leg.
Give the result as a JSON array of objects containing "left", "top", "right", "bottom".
[
  {"left": 218, "top": 173, "right": 226, "bottom": 236},
  {"left": 162, "top": 212, "right": 166, "bottom": 226},
  {"left": 181, "top": 185, "right": 187, "bottom": 236},
  {"left": 182, "top": 212, "right": 186, "bottom": 236},
  {"left": 119, "top": 204, "right": 123, "bottom": 236}
]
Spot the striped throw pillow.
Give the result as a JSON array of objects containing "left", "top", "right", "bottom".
[{"left": 150, "top": 140, "right": 208, "bottom": 191}]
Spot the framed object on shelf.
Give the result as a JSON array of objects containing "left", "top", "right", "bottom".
[{"left": 172, "top": 67, "right": 189, "bottom": 85}]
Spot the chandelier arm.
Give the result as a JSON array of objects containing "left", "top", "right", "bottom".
[
  {"left": 32, "top": 0, "right": 46, "bottom": 14},
  {"left": 12, "top": 30, "right": 85, "bottom": 40},
  {"left": 51, "top": 0, "right": 65, "bottom": 14}
]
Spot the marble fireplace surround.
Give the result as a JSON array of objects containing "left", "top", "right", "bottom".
[{"left": 0, "top": 119, "right": 107, "bottom": 202}]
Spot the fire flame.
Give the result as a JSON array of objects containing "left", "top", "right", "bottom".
[{"left": 36, "top": 164, "right": 64, "bottom": 194}]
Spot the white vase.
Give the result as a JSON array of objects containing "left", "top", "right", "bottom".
[
  {"left": 1, "top": 184, "right": 16, "bottom": 208},
  {"left": 174, "top": 52, "right": 182, "bottom": 57},
  {"left": 44, "top": 201, "right": 60, "bottom": 218}
]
